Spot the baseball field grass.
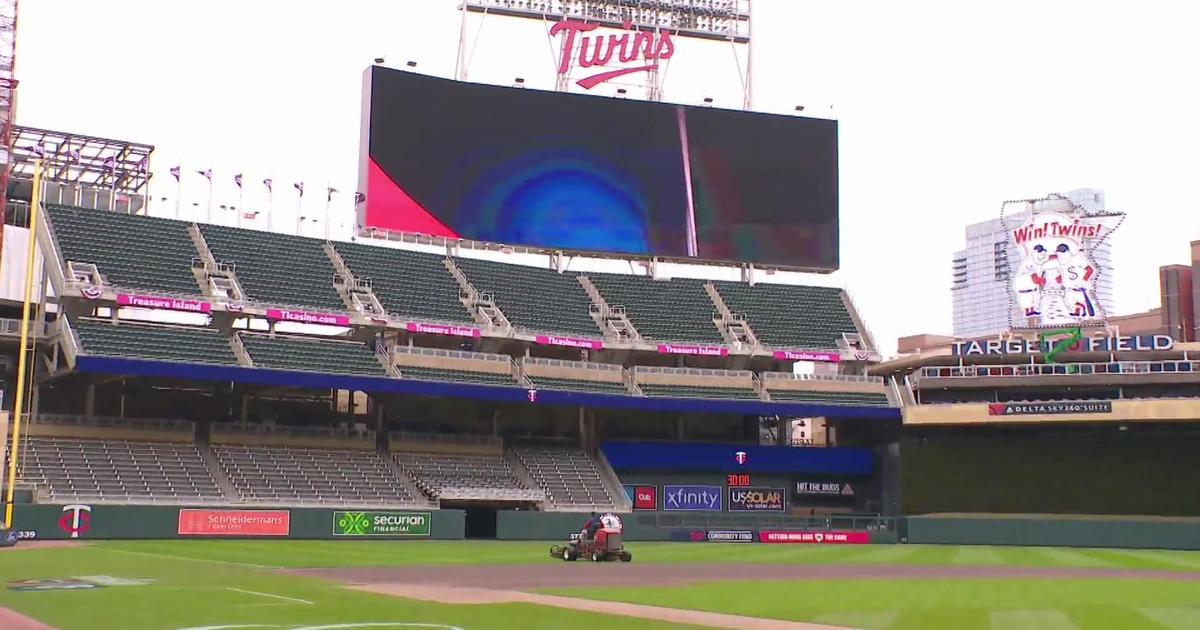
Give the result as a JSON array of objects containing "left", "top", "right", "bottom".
[{"left": 1, "top": 541, "right": 1198, "bottom": 630}]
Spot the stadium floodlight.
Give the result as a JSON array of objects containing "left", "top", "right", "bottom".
[{"left": 463, "top": 0, "right": 751, "bottom": 43}]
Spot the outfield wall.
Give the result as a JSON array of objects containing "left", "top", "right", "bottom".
[
  {"left": 12, "top": 504, "right": 465, "bottom": 541},
  {"left": 905, "top": 515, "right": 1200, "bottom": 550}
]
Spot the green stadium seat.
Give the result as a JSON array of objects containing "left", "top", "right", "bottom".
[
  {"left": 714, "top": 281, "right": 857, "bottom": 349},
  {"left": 453, "top": 257, "right": 600, "bottom": 338},
  {"left": 47, "top": 205, "right": 201, "bottom": 295},
  {"left": 399, "top": 366, "right": 519, "bottom": 388},
  {"left": 199, "top": 225, "right": 344, "bottom": 310},
  {"left": 74, "top": 318, "right": 237, "bottom": 365},
  {"left": 239, "top": 333, "right": 386, "bottom": 376},
  {"left": 638, "top": 384, "right": 760, "bottom": 400},
  {"left": 332, "top": 242, "right": 471, "bottom": 324},
  {"left": 527, "top": 376, "right": 631, "bottom": 396},
  {"left": 588, "top": 274, "right": 724, "bottom": 344},
  {"left": 765, "top": 390, "right": 890, "bottom": 406}
]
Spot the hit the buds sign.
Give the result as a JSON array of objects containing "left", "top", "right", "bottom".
[{"left": 550, "top": 20, "right": 675, "bottom": 89}]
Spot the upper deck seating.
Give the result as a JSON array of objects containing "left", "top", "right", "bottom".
[
  {"left": 333, "top": 242, "right": 470, "bottom": 323},
  {"left": 200, "top": 225, "right": 344, "bottom": 310},
  {"left": 47, "top": 204, "right": 200, "bottom": 295},
  {"left": 454, "top": 258, "right": 600, "bottom": 337},
  {"left": 714, "top": 281, "right": 856, "bottom": 349},
  {"left": 588, "top": 273, "right": 724, "bottom": 344}
]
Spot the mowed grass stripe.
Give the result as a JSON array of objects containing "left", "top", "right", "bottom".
[
  {"left": 812, "top": 611, "right": 899, "bottom": 629},
  {"left": 1035, "top": 548, "right": 1118, "bottom": 568},
  {"left": 950, "top": 546, "right": 1005, "bottom": 565},
  {"left": 1137, "top": 606, "right": 1200, "bottom": 630},
  {"left": 990, "top": 609, "right": 1079, "bottom": 630}
]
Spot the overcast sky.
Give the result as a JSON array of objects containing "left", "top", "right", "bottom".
[{"left": 16, "top": 0, "right": 1200, "bottom": 355}]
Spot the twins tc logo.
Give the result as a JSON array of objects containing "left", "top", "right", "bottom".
[
  {"left": 58, "top": 504, "right": 92, "bottom": 539},
  {"left": 337, "top": 512, "right": 372, "bottom": 536},
  {"left": 734, "top": 451, "right": 748, "bottom": 465}
]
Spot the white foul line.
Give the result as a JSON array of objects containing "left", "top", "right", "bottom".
[{"left": 226, "top": 587, "right": 314, "bottom": 605}]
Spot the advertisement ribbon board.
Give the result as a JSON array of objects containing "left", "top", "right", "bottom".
[
  {"left": 177, "top": 510, "right": 291, "bottom": 537},
  {"left": 728, "top": 486, "right": 786, "bottom": 512}
]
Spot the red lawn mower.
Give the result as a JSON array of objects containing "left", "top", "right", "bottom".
[{"left": 550, "top": 531, "right": 632, "bottom": 562}]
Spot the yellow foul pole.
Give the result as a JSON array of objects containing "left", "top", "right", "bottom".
[{"left": 3, "top": 158, "right": 41, "bottom": 529}]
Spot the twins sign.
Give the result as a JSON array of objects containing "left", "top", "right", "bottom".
[
  {"left": 663, "top": 485, "right": 722, "bottom": 512},
  {"left": 1001, "top": 194, "right": 1124, "bottom": 328}
]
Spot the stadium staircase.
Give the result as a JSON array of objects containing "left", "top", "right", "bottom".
[
  {"left": 324, "top": 243, "right": 388, "bottom": 320},
  {"left": 443, "top": 258, "right": 514, "bottom": 333},
  {"left": 46, "top": 205, "right": 201, "bottom": 296},
  {"left": 452, "top": 257, "right": 602, "bottom": 339},
  {"left": 188, "top": 225, "right": 248, "bottom": 303},
  {"left": 199, "top": 225, "right": 345, "bottom": 311},
  {"left": 330, "top": 242, "right": 475, "bottom": 325},
  {"left": 577, "top": 275, "right": 641, "bottom": 343},
  {"left": 588, "top": 273, "right": 725, "bottom": 344},
  {"left": 704, "top": 282, "right": 760, "bottom": 348},
  {"left": 712, "top": 281, "right": 857, "bottom": 350}
]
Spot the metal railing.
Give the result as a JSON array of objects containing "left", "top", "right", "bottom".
[
  {"left": 393, "top": 344, "right": 510, "bottom": 364},
  {"left": 520, "top": 356, "right": 622, "bottom": 372},
  {"left": 389, "top": 430, "right": 502, "bottom": 446},
  {"left": 632, "top": 365, "right": 754, "bottom": 379},
  {"left": 919, "top": 360, "right": 1200, "bottom": 380},
  {"left": 761, "top": 371, "right": 884, "bottom": 384},
  {"left": 211, "top": 422, "right": 374, "bottom": 441},
  {"left": 30, "top": 413, "right": 195, "bottom": 432}
]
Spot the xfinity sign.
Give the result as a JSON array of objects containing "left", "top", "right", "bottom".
[{"left": 663, "top": 485, "right": 722, "bottom": 512}]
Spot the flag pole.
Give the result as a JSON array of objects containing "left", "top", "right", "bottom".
[
  {"left": 3, "top": 158, "right": 43, "bottom": 529},
  {"left": 324, "top": 183, "right": 333, "bottom": 240},
  {"left": 206, "top": 177, "right": 214, "bottom": 224},
  {"left": 267, "top": 188, "right": 274, "bottom": 232},
  {"left": 174, "top": 167, "right": 181, "bottom": 219},
  {"left": 237, "top": 182, "right": 244, "bottom": 228}
]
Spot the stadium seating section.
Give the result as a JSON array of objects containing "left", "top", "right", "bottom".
[
  {"left": 75, "top": 318, "right": 238, "bottom": 365},
  {"left": 333, "top": 242, "right": 470, "bottom": 323},
  {"left": 526, "top": 376, "right": 631, "bottom": 395},
  {"left": 48, "top": 205, "right": 201, "bottom": 295},
  {"left": 214, "top": 445, "right": 419, "bottom": 506},
  {"left": 714, "top": 281, "right": 854, "bottom": 349},
  {"left": 588, "top": 274, "right": 724, "bottom": 343},
  {"left": 19, "top": 437, "right": 223, "bottom": 502},
  {"left": 766, "top": 390, "right": 890, "bottom": 406},
  {"left": 200, "top": 225, "right": 345, "bottom": 310},
  {"left": 395, "top": 451, "right": 540, "bottom": 501},
  {"left": 240, "top": 333, "right": 384, "bottom": 376},
  {"left": 398, "top": 366, "right": 519, "bottom": 388},
  {"left": 513, "top": 446, "right": 616, "bottom": 508},
  {"left": 639, "top": 384, "right": 761, "bottom": 399},
  {"left": 453, "top": 258, "right": 600, "bottom": 337}
]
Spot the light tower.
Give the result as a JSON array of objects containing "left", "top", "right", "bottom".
[{"left": 0, "top": 0, "right": 17, "bottom": 258}]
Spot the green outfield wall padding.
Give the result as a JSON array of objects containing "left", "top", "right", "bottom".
[
  {"left": 11, "top": 504, "right": 465, "bottom": 541},
  {"left": 495, "top": 511, "right": 673, "bottom": 541},
  {"left": 905, "top": 515, "right": 1200, "bottom": 550},
  {"left": 901, "top": 433, "right": 1200, "bottom": 516}
]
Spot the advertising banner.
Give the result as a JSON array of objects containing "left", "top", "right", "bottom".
[
  {"left": 177, "top": 509, "right": 290, "bottom": 537},
  {"left": 405, "top": 322, "right": 482, "bottom": 338},
  {"left": 758, "top": 530, "right": 870, "bottom": 544},
  {"left": 772, "top": 350, "right": 840, "bottom": 363},
  {"left": 624, "top": 485, "right": 658, "bottom": 510},
  {"left": 663, "top": 485, "right": 722, "bottom": 511},
  {"left": 535, "top": 335, "right": 603, "bottom": 350},
  {"left": 707, "top": 530, "right": 755, "bottom": 543},
  {"left": 793, "top": 481, "right": 856, "bottom": 497},
  {"left": 988, "top": 401, "right": 1112, "bottom": 416},
  {"left": 728, "top": 486, "right": 786, "bottom": 512},
  {"left": 265, "top": 309, "right": 350, "bottom": 327},
  {"left": 117, "top": 294, "right": 212, "bottom": 314},
  {"left": 656, "top": 344, "right": 730, "bottom": 357},
  {"left": 332, "top": 511, "right": 431, "bottom": 537}
]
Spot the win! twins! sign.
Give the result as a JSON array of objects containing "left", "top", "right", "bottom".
[{"left": 663, "top": 485, "right": 722, "bottom": 512}]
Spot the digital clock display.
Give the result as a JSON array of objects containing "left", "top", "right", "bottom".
[{"left": 727, "top": 474, "right": 752, "bottom": 487}]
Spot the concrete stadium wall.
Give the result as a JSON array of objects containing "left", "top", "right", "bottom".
[
  {"left": 905, "top": 515, "right": 1200, "bottom": 550},
  {"left": 12, "top": 504, "right": 465, "bottom": 541}
]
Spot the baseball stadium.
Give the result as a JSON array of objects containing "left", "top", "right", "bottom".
[{"left": 2, "top": 2, "right": 1200, "bottom": 630}]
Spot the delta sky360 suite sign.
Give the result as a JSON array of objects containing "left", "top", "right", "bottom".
[{"left": 357, "top": 21, "right": 839, "bottom": 270}]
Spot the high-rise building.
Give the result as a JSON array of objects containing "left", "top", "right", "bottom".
[{"left": 951, "top": 189, "right": 1115, "bottom": 338}]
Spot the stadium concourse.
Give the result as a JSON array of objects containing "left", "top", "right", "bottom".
[{"left": 0, "top": 201, "right": 901, "bottom": 539}]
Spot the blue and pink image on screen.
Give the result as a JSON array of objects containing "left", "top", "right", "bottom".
[{"left": 361, "top": 67, "right": 838, "bottom": 269}]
